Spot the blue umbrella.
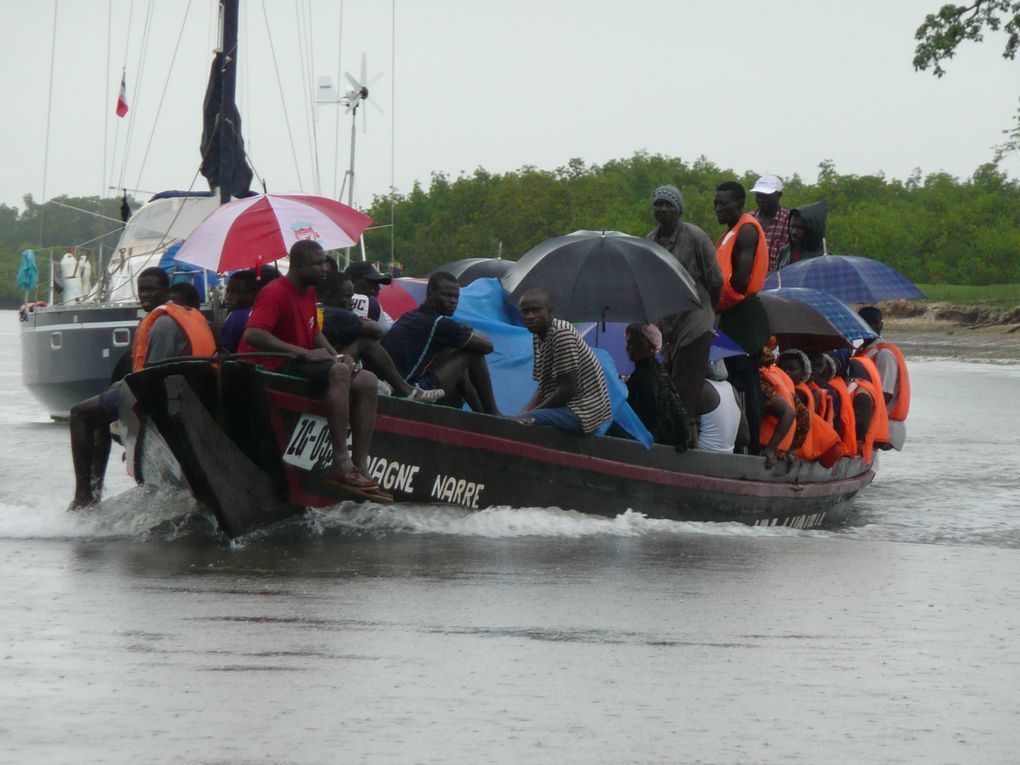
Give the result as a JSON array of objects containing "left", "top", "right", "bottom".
[
  {"left": 577, "top": 323, "right": 745, "bottom": 375},
  {"left": 16, "top": 249, "right": 38, "bottom": 294},
  {"left": 764, "top": 254, "right": 924, "bottom": 303},
  {"left": 762, "top": 287, "right": 878, "bottom": 342}
]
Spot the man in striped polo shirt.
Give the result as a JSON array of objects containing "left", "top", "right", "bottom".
[{"left": 517, "top": 289, "right": 612, "bottom": 434}]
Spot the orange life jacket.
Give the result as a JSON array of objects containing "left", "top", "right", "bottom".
[
  {"left": 132, "top": 302, "right": 217, "bottom": 372},
  {"left": 759, "top": 365, "right": 796, "bottom": 453},
  {"left": 807, "top": 381, "right": 833, "bottom": 425},
  {"left": 794, "top": 381, "right": 843, "bottom": 465},
  {"left": 850, "top": 355, "right": 890, "bottom": 448},
  {"left": 716, "top": 213, "right": 769, "bottom": 312},
  {"left": 850, "top": 380, "right": 884, "bottom": 463},
  {"left": 825, "top": 377, "right": 857, "bottom": 457},
  {"left": 865, "top": 341, "right": 911, "bottom": 421}
]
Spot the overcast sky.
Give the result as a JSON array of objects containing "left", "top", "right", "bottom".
[{"left": 3, "top": 0, "right": 1019, "bottom": 213}]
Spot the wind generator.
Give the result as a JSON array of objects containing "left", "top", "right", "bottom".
[{"left": 317, "top": 52, "right": 383, "bottom": 210}]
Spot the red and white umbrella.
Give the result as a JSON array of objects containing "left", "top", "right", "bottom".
[{"left": 173, "top": 193, "right": 374, "bottom": 273}]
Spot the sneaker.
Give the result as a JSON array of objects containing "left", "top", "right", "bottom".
[
  {"left": 377, "top": 380, "right": 393, "bottom": 397},
  {"left": 409, "top": 385, "right": 445, "bottom": 403}
]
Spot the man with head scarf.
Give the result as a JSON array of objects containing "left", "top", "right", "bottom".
[
  {"left": 621, "top": 323, "right": 688, "bottom": 449},
  {"left": 645, "top": 184, "right": 723, "bottom": 441}
]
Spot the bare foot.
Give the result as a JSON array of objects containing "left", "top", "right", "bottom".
[{"left": 68, "top": 495, "right": 98, "bottom": 512}]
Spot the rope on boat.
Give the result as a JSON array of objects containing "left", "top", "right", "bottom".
[
  {"left": 118, "top": 0, "right": 156, "bottom": 194},
  {"left": 260, "top": 0, "right": 305, "bottom": 191},
  {"left": 133, "top": 0, "right": 196, "bottom": 195}
]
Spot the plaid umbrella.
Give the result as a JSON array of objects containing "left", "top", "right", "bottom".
[
  {"left": 762, "top": 288, "right": 878, "bottom": 342},
  {"left": 764, "top": 254, "right": 924, "bottom": 303}
]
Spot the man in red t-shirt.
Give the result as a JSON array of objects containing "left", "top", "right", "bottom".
[{"left": 239, "top": 240, "right": 389, "bottom": 500}]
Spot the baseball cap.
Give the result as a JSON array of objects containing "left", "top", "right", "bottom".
[
  {"left": 750, "top": 175, "right": 783, "bottom": 195},
  {"left": 345, "top": 260, "right": 392, "bottom": 284}
]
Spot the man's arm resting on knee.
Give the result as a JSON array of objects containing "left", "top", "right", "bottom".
[
  {"left": 242, "top": 327, "right": 331, "bottom": 362},
  {"left": 523, "top": 370, "right": 577, "bottom": 412},
  {"left": 463, "top": 331, "right": 493, "bottom": 354}
]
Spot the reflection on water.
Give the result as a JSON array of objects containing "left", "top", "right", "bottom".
[{"left": 2, "top": 308, "right": 1019, "bottom": 764}]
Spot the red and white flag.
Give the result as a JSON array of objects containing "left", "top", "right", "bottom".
[{"left": 115, "top": 69, "right": 129, "bottom": 118}]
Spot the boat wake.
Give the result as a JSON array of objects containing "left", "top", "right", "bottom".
[
  {"left": 284, "top": 503, "right": 832, "bottom": 542},
  {"left": 1, "top": 490, "right": 832, "bottom": 544}
]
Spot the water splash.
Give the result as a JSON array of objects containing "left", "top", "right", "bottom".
[
  {"left": 0, "top": 485, "right": 207, "bottom": 541},
  {"left": 297, "top": 503, "right": 830, "bottom": 541}
]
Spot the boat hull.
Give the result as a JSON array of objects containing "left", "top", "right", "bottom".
[
  {"left": 122, "top": 361, "right": 874, "bottom": 537},
  {"left": 20, "top": 304, "right": 140, "bottom": 418}
]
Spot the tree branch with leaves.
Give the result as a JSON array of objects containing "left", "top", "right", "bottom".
[{"left": 914, "top": 1, "right": 1020, "bottom": 156}]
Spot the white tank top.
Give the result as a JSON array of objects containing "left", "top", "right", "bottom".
[{"left": 698, "top": 379, "right": 741, "bottom": 452}]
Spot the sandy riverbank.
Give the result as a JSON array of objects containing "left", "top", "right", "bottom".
[{"left": 882, "top": 302, "right": 1020, "bottom": 362}]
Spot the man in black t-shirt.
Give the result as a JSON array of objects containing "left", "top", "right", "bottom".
[
  {"left": 381, "top": 272, "right": 501, "bottom": 414},
  {"left": 319, "top": 272, "right": 441, "bottom": 403}
]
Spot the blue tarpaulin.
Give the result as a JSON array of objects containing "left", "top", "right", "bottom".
[
  {"left": 452, "top": 278, "right": 654, "bottom": 448},
  {"left": 16, "top": 250, "right": 38, "bottom": 293},
  {"left": 159, "top": 242, "right": 218, "bottom": 303}
]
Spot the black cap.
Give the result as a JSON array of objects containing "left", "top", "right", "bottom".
[{"left": 344, "top": 260, "right": 391, "bottom": 284}]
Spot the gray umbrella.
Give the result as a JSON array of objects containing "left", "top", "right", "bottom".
[
  {"left": 430, "top": 257, "right": 515, "bottom": 286},
  {"left": 501, "top": 230, "right": 700, "bottom": 324}
]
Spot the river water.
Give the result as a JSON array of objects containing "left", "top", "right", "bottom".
[{"left": 2, "top": 310, "right": 1019, "bottom": 764}]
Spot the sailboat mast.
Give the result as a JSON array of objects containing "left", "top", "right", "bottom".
[{"left": 218, "top": 0, "right": 239, "bottom": 205}]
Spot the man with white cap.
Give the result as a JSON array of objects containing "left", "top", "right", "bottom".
[
  {"left": 645, "top": 184, "right": 723, "bottom": 441},
  {"left": 749, "top": 175, "right": 790, "bottom": 272}
]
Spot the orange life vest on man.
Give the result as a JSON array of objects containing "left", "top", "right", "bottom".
[
  {"left": 794, "top": 381, "right": 843, "bottom": 466},
  {"left": 716, "top": 213, "right": 769, "bottom": 312},
  {"left": 825, "top": 377, "right": 857, "bottom": 457},
  {"left": 864, "top": 341, "right": 911, "bottom": 421},
  {"left": 850, "top": 355, "right": 890, "bottom": 448},
  {"left": 132, "top": 302, "right": 217, "bottom": 372},
  {"left": 807, "top": 381, "right": 833, "bottom": 425},
  {"left": 850, "top": 379, "right": 886, "bottom": 463},
  {"left": 759, "top": 364, "right": 796, "bottom": 453}
]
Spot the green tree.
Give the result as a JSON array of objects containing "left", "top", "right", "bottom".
[{"left": 914, "top": 1, "right": 1020, "bottom": 154}]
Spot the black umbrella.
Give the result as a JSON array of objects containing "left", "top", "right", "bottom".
[
  {"left": 758, "top": 293, "right": 852, "bottom": 351},
  {"left": 501, "top": 230, "right": 700, "bottom": 324},
  {"left": 430, "top": 257, "right": 515, "bottom": 286}
]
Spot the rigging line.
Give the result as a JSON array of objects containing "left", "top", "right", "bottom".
[
  {"left": 39, "top": 0, "right": 60, "bottom": 247},
  {"left": 110, "top": 0, "right": 137, "bottom": 192},
  {"left": 333, "top": 0, "right": 344, "bottom": 199},
  {"left": 390, "top": 0, "right": 396, "bottom": 264},
  {"left": 306, "top": 0, "right": 322, "bottom": 196},
  {"left": 133, "top": 0, "right": 195, "bottom": 194},
  {"left": 48, "top": 200, "right": 125, "bottom": 224},
  {"left": 294, "top": 0, "right": 318, "bottom": 194},
  {"left": 41, "top": 0, "right": 59, "bottom": 205},
  {"left": 102, "top": 0, "right": 112, "bottom": 197},
  {"left": 118, "top": 0, "right": 155, "bottom": 192},
  {"left": 261, "top": 0, "right": 304, "bottom": 190},
  {"left": 73, "top": 225, "right": 128, "bottom": 249}
]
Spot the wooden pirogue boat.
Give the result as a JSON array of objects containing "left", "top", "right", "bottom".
[{"left": 118, "top": 359, "right": 875, "bottom": 538}]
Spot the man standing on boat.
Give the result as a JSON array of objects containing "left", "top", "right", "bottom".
[
  {"left": 381, "top": 271, "right": 501, "bottom": 415},
  {"left": 518, "top": 289, "right": 612, "bottom": 434},
  {"left": 856, "top": 306, "right": 909, "bottom": 451},
  {"left": 238, "top": 240, "right": 390, "bottom": 500},
  {"left": 68, "top": 267, "right": 216, "bottom": 509},
  {"left": 713, "top": 181, "right": 771, "bottom": 454},
  {"left": 645, "top": 184, "right": 722, "bottom": 443},
  {"left": 749, "top": 175, "right": 790, "bottom": 272}
]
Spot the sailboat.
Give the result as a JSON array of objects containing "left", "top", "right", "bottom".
[{"left": 19, "top": 0, "right": 357, "bottom": 419}]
